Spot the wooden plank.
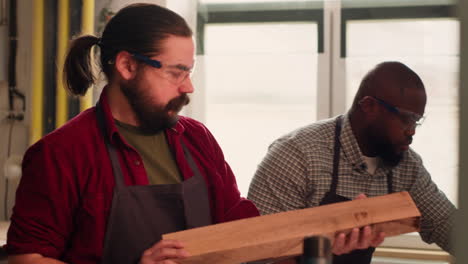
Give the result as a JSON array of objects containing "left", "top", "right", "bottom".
[{"left": 163, "top": 191, "right": 421, "bottom": 264}]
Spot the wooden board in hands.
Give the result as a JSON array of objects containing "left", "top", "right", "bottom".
[{"left": 163, "top": 191, "right": 421, "bottom": 264}]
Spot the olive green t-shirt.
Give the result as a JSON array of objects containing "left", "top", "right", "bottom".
[{"left": 115, "top": 120, "right": 182, "bottom": 185}]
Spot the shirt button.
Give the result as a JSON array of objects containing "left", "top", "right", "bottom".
[{"left": 134, "top": 160, "right": 141, "bottom": 166}]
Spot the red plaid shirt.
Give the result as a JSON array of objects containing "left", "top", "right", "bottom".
[{"left": 6, "top": 90, "right": 259, "bottom": 264}]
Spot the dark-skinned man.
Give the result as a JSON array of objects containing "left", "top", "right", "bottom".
[{"left": 248, "top": 61, "right": 456, "bottom": 264}]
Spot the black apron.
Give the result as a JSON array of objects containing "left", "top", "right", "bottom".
[
  {"left": 96, "top": 103, "right": 212, "bottom": 264},
  {"left": 320, "top": 116, "right": 393, "bottom": 264}
]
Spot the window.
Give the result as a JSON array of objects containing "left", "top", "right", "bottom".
[
  {"left": 197, "top": 1, "right": 322, "bottom": 195},
  {"left": 342, "top": 3, "right": 458, "bottom": 252},
  {"left": 346, "top": 18, "right": 459, "bottom": 205}
]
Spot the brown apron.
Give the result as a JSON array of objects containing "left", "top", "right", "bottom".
[
  {"left": 96, "top": 103, "right": 212, "bottom": 264},
  {"left": 319, "top": 116, "right": 393, "bottom": 264}
]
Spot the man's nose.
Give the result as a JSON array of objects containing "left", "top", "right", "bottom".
[
  {"left": 179, "top": 76, "right": 194, "bottom": 94},
  {"left": 405, "top": 124, "right": 416, "bottom": 137}
]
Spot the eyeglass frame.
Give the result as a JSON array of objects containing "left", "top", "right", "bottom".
[
  {"left": 369, "top": 96, "right": 425, "bottom": 129},
  {"left": 131, "top": 52, "right": 193, "bottom": 85}
]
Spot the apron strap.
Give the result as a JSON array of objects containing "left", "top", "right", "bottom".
[
  {"left": 96, "top": 102, "right": 126, "bottom": 189},
  {"left": 180, "top": 141, "right": 213, "bottom": 228},
  {"left": 387, "top": 170, "right": 393, "bottom": 193},
  {"left": 330, "top": 116, "right": 343, "bottom": 194},
  {"left": 181, "top": 141, "right": 204, "bottom": 180}
]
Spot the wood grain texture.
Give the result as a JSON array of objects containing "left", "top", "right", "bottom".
[{"left": 163, "top": 191, "right": 421, "bottom": 264}]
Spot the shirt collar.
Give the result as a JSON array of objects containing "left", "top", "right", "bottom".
[
  {"left": 168, "top": 118, "right": 185, "bottom": 135},
  {"left": 97, "top": 88, "right": 120, "bottom": 145}
]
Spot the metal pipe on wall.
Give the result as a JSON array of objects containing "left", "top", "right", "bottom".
[
  {"left": 7, "top": 0, "right": 16, "bottom": 111},
  {"left": 42, "top": 0, "right": 58, "bottom": 134},
  {"left": 7, "top": 0, "right": 25, "bottom": 118},
  {"left": 56, "top": 0, "right": 70, "bottom": 127},
  {"left": 79, "top": 0, "right": 94, "bottom": 112},
  {"left": 30, "top": 0, "right": 44, "bottom": 145},
  {"left": 67, "top": 0, "right": 82, "bottom": 120},
  {"left": 0, "top": 0, "right": 7, "bottom": 26}
]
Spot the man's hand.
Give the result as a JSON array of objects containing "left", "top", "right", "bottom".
[
  {"left": 332, "top": 193, "right": 386, "bottom": 255},
  {"left": 139, "top": 239, "right": 190, "bottom": 264}
]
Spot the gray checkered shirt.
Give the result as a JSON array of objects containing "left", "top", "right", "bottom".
[{"left": 247, "top": 114, "right": 456, "bottom": 253}]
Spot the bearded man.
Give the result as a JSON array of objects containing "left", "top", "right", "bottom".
[
  {"left": 248, "top": 61, "right": 456, "bottom": 264},
  {"left": 5, "top": 4, "right": 260, "bottom": 264}
]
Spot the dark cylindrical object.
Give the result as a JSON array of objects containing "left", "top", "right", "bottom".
[
  {"left": 8, "top": 0, "right": 17, "bottom": 111},
  {"left": 301, "top": 236, "right": 332, "bottom": 264}
]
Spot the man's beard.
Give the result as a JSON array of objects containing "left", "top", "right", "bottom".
[
  {"left": 373, "top": 138, "right": 403, "bottom": 167},
  {"left": 367, "top": 125, "right": 403, "bottom": 167},
  {"left": 120, "top": 78, "right": 190, "bottom": 134}
]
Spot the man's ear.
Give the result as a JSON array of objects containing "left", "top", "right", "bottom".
[
  {"left": 114, "top": 51, "right": 139, "bottom": 80},
  {"left": 359, "top": 96, "right": 379, "bottom": 118}
]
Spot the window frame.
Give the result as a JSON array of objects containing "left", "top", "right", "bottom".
[
  {"left": 340, "top": 4, "right": 456, "bottom": 58},
  {"left": 196, "top": 1, "right": 325, "bottom": 55}
]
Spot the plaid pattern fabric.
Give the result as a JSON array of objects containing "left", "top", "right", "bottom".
[{"left": 248, "top": 114, "right": 456, "bottom": 253}]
